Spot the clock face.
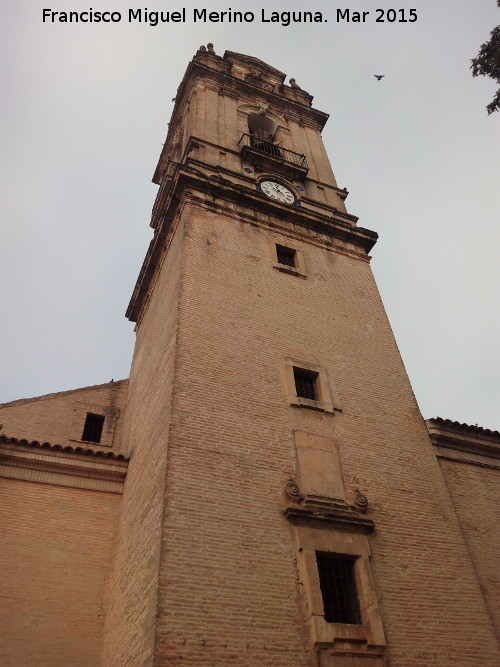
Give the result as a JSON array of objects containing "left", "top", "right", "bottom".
[{"left": 260, "top": 180, "right": 295, "bottom": 204}]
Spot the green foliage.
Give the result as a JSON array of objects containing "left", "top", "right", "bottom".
[{"left": 470, "top": 2, "right": 500, "bottom": 114}]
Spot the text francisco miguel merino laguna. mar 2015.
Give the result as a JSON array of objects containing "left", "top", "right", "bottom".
[{"left": 41, "top": 7, "right": 418, "bottom": 26}]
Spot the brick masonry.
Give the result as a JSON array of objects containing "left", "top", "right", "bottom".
[
  {"left": 0, "top": 380, "right": 129, "bottom": 454},
  {"left": 0, "top": 477, "right": 121, "bottom": 665},
  {"left": 438, "top": 459, "right": 499, "bottom": 634},
  {"left": 138, "top": 199, "right": 498, "bottom": 665}
]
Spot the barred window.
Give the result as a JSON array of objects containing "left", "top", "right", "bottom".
[
  {"left": 316, "top": 552, "right": 361, "bottom": 624},
  {"left": 81, "top": 413, "right": 105, "bottom": 443},
  {"left": 293, "top": 367, "right": 319, "bottom": 401},
  {"left": 276, "top": 244, "right": 297, "bottom": 268}
]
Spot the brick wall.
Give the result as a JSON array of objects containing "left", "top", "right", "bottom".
[
  {"left": 101, "top": 218, "right": 185, "bottom": 666},
  {"left": 146, "top": 199, "right": 499, "bottom": 665},
  {"left": 0, "top": 477, "right": 121, "bottom": 666},
  {"left": 0, "top": 380, "right": 129, "bottom": 455},
  {"left": 438, "top": 459, "right": 500, "bottom": 636}
]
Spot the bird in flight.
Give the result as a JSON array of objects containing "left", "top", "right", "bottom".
[{"left": 374, "top": 75, "right": 385, "bottom": 81}]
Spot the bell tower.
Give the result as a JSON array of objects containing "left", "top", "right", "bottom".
[{"left": 101, "top": 48, "right": 499, "bottom": 666}]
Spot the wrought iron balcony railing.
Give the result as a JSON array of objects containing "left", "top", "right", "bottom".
[{"left": 239, "top": 134, "right": 308, "bottom": 171}]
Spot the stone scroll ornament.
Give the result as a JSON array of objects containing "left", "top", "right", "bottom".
[
  {"left": 352, "top": 491, "right": 369, "bottom": 513},
  {"left": 285, "top": 479, "right": 306, "bottom": 503}
]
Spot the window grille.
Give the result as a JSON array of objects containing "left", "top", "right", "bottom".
[
  {"left": 316, "top": 552, "right": 361, "bottom": 624},
  {"left": 276, "top": 244, "right": 297, "bottom": 267},
  {"left": 293, "top": 367, "right": 319, "bottom": 401},
  {"left": 81, "top": 413, "right": 105, "bottom": 443}
]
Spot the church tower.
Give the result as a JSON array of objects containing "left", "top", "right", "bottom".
[{"left": 101, "top": 48, "right": 499, "bottom": 666}]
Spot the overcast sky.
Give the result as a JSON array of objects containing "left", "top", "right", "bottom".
[{"left": 1, "top": 0, "right": 499, "bottom": 429}]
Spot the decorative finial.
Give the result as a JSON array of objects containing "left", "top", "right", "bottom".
[
  {"left": 207, "top": 43, "right": 215, "bottom": 55},
  {"left": 199, "top": 45, "right": 206, "bottom": 52}
]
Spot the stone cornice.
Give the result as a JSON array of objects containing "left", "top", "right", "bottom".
[
  {"left": 176, "top": 137, "right": 351, "bottom": 205},
  {"left": 0, "top": 436, "right": 128, "bottom": 493},
  {"left": 0, "top": 435, "right": 128, "bottom": 460},
  {"left": 427, "top": 417, "right": 499, "bottom": 441},
  {"left": 283, "top": 480, "right": 375, "bottom": 533},
  {"left": 188, "top": 192, "right": 370, "bottom": 268},
  {"left": 426, "top": 418, "right": 500, "bottom": 459},
  {"left": 223, "top": 50, "right": 287, "bottom": 83},
  {"left": 283, "top": 502, "right": 375, "bottom": 533},
  {"left": 126, "top": 164, "right": 377, "bottom": 323}
]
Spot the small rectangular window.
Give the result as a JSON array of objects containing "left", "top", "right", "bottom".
[
  {"left": 293, "top": 367, "right": 319, "bottom": 401},
  {"left": 276, "top": 244, "right": 297, "bottom": 268},
  {"left": 316, "top": 552, "right": 361, "bottom": 624},
  {"left": 81, "top": 413, "right": 105, "bottom": 443}
]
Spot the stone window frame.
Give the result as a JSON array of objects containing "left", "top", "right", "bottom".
[
  {"left": 295, "top": 526, "right": 386, "bottom": 653},
  {"left": 71, "top": 401, "right": 119, "bottom": 448},
  {"left": 316, "top": 551, "right": 361, "bottom": 625},
  {"left": 293, "top": 367, "right": 319, "bottom": 401},
  {"left": 270, "top": 239, "right": 306, "bottom": 277},
  {"left": 282, "top": 358, "right": 341, "bottom": 413}
]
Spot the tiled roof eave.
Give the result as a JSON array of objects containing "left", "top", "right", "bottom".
[
  {"left": 0, "top": 435, "right": 129, "bottom": 461},
  {"left": 427, "top": 417, "right": 500, "bottom": 440}
]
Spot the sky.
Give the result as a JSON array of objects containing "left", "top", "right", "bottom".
[{"left": 1, "top": 0, "right": 499, "bottom": 429}]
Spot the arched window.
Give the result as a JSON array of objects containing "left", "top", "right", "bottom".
[
  {"left": 247, "top": 114, "right": 281, "bottom": 157},
  {"left": 247, "top": 113, "right": 277, "bottom": 140}
]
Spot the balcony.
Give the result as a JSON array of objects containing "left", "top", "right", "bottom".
[{"left": 239, "top": 133, "right": 308, "bottom": 180}]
